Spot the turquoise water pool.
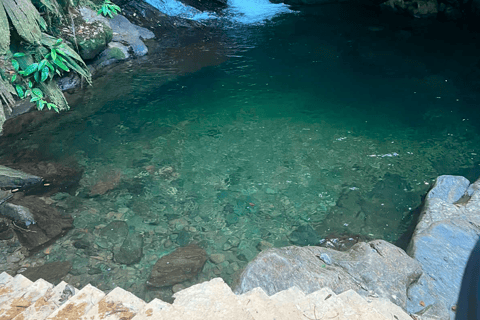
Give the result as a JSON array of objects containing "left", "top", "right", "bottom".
[{"left": 2, "top": 3, "right": 480, "bottom": 301}]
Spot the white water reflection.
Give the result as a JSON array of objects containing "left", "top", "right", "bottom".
[
  {"left": 227, "top": 0, "right": 292, "bottom": 24},
  {"left": 145, "top": 0, "right": 292, "bottom": 24}
]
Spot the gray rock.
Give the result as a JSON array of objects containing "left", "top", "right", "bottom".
[
  {"left": 114, "top": 232, "right": 144, "bottom": 265},
  {"left": 0, "top": 203, "right": 35, "bottom": 226},
  {"left": 108, "top": 14, "right": 155, "bottom": 57},
  {"left": 426, "top": 175, "right": 470, "bottom": 203},
  {"left": 148, "top": 244, "right": 207, "bottom": 287},
  {"left": 0, "top": 165, "right": 43, "bottom": 189},
  {"left": 406, "top": 176, "right": 480, "bottom": 319},
  {"left": 93, "top": 42, "right": 130, "bottom": 69},
  {"left": 235, "top": 240, "right": 422, "bottom": 309}
]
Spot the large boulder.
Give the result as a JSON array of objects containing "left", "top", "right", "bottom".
[
  {"left": 7, "top": 194, "right": 73, "bottom": 251},
  {"left": 234, "top": 240, "right": 422, "bottom": 309},
  {"left": 148, "top": 244, "right": 207, "bottom": 287},
  {"left": 406, "top": 175, "right": 480, "bottom": 319},
  {"left": 66, "top": 7, "right": 114, "bottom": 60}
]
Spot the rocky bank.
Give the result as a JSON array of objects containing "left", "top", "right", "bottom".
[{"left": 233, "top": 175, "right": 480, "bottom": 319}]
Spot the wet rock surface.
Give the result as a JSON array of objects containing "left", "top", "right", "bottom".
[
  {"left": 148, "top": 244, "right": 207, "bottom": 287},
  {"left": 0, "top": 165, "right": 43, "bottom": 189}
]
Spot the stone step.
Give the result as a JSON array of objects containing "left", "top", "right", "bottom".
[
  {"left": 0, "top": 271, "right": 419, "bottom": 320},
  {"left": 45, "top": 284, "right": 105, "bottom": 320},
  {"left": 131, "top": 298, "right": 171, "bottom": 320},
  {"left": 82, "top": 287, "right": 146, "bottom": 320},
  {"left": 12, "top": 281, "right": 78, "bottom": 320},
  {"left": 0, "top": 274, "right": 33, "bottom": 306},
  {"left": 238, "top": 287, "right": 305, "bottom": 320},
  {"left": 0, "top": 278, "right": 53, "bottom": 320},
  {"left": 0, "top": 273, "right": 13, "bottom": 286}
]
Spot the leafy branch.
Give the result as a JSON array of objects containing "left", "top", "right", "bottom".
[
  {"left": 10, "top": 37, "right": 92, "bottom": 112},
  {"left": 97, "top": 0, "right": 121, "bottom": 18}
]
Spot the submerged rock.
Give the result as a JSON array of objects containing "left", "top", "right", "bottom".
[
  {"left": 234, "top": 240, "right": 422, "bottom": 310},
  {"left": 100, "top": 220, "right": 129, "bottom": 248},
  {"left": 20, "top": 261, "right": 72, "bottom": 284},
  {"left": 114, "top": 232, "right": 144, "bottom": 265},
  {"left": 148, "top": 244, "right": 207, "bottom": 287}
]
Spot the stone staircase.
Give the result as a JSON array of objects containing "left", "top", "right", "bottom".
[{"left": 0, "top": 271, "right": 416, "bottom": 320}]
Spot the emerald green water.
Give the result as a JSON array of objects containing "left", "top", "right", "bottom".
[{"left": 3, "top": 3, "right": 480, "bottom": 301}]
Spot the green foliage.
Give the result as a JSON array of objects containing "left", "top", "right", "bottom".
[
  {"left": 9, "top": 37, "right": 91, "bottom": 113},
  {"left": 97, "top": 0, "right": 121, "bottom": 18}
]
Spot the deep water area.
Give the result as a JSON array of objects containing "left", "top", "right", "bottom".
[{"left": 1, "top": 2, "right": 480, "bottom": 302}]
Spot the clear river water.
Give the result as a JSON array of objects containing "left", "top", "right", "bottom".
[{"left": 1, "top": 0, "right": 480, "bottom": 302}]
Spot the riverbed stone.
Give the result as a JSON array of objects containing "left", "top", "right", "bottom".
[
  {"left": 209, "top": 253, "right": 225, "bottom": 264},
  {"left": 100, "top": 220, "right": 129, "bottom": 247},
  {"left": 114, "top": 232, "right": 144, "bottom": 265},
  {"left": 147, "top": 244, "right": 207, "bottom": 287},
  {"left": 406, "top": 175, "right": 480, "bottom": 319},
  {"left": 0, "top": 165, "right": 42, "bottom": 189},
  {"left": 234, "top": 240, "right": 422, "bottom": 309},
  {"left": 20, "top": 261, "right": 72, "bottom": 284}
]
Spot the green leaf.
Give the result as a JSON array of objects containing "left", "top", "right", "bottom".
[
  {"left": 55, "top": 48, "right": 67, "bottom": 57},
  {"left": 15, "top": 85, "right": 25, "bottom": 98},
  {"left": 55, "top": 38, "right": 63, "bottom": 45},
  {"left": 38, "top": 59, "right": 47, "bottom": 71},
  {"left": 25, "top": 89, "right": 31, "bottom": 97},
  {"left": 24, "top": 63, "right": 39, "bottom": 76},
  {"left": 39, "top": 17, "right": 47, "bottom": 31},
  {"left": 46, "top": 61, "right": 54, "bottom": 73},
  {"left": 32, "top": 88, "right": 43, "bottom": 98},
  {"left": 12, "top": 59, "right": 19, "bottom": 71},
  {"left": 13, "top": 53, "right": 25, "bottom": 58},
  {"left": 28, "top": 80, "right": 33, "bottom": 88},
  {"left": 41, "top": 67, "right": 49, "bottom": 82},
  {"left": 38, "top": 99, "right": 45, "bottom": 110},
  {"left": 51, "top": 48, "right": 57, "bottom": 61},
  {"left": 30, "top": 96, "right": 40, "bottom": 102},
  {"left": 47, "top": 103, "right": 57, "bottom": 111},
  {"left": 11, "top": 74, "right": 16, "bottom": 82},
  {"left": 34, "top": 71, "right": 40, "bottom": 83},
  {"left": 54, "top": 58, "right": 69, "bottom": 72}
]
